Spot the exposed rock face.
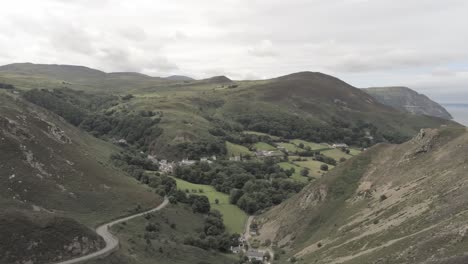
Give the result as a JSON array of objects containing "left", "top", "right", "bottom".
[
  {"left": 257, "top": 127, "right": 468, "bottom": 264},
  {"left": 363, "top": 86, "right": 453, "bottom": 120}
]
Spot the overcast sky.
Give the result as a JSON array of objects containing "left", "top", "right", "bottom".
[{"left": 1, "top": 0, "right": 467, "bottom": 102}]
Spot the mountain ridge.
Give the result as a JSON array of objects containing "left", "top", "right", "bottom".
[{"left": 363, "top": 86, "right": 453, "bottom": 120}]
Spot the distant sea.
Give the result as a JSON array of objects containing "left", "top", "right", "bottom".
[{"left": 443, "top": 104, "right": 468, "bottom": 126}]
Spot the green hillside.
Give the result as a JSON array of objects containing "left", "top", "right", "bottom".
[
  {"left": 0, "top": 91, "right": 162, "bottom": 263},
  {"left": 256, "top": 127, "right": 468, "bottom": 264}
]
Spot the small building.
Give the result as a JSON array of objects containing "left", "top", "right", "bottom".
[
  {"left": 229, "top": 156, "right": 241, "bottom": 161},
  {"left": 180, "top": 158, "right": 196, "bottom": 166},
  {"left": 200, "top": 157, "right": 213, "bottom": 164},
  {"left": 332, "top": 143, "right": 348, "bottom": 149},
  {"left": 255, "top": 150, "right": 283, "bottom": 158},
  {"left": 230, "top": 246, "right": 241, "bottom": 254},
  {"left": 246, "top": 250, "right": 264, "bottom": 262}
]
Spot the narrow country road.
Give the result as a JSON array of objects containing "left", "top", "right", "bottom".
[
  {"left": 243, "top": 215, "right": 254, "bottom": 248},
  {"left": 51, "top": 197, "right": 169, "bottom": 264}
]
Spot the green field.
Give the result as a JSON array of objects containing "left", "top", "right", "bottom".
[
  {"left": 173, "top": 178, "right": 248, "bottom": 234},
  {"left": 90, "top": 204, "right": 237, "bottom": 264},
  {"left": 253, "top": 142, "right": 277, "bottom": 151},
  {"left": 243, "top": 131, "right": 280, "bottom": 140},
  {"left": 291, "top": 139, "right": 330, "bottom": 150},
  {"left": 349, "top": 148, "right": 362, "bottom": 156},
  {"left": 226, "top": 141, "right": 252, "bottom": 157},
  {"left": 278, "top": 162, "right": 309, "bottom": 183},
  {"left": 277, "top": 142, "right": 302, "bottom": 153},
  {"left": 294, "top": 159, "right": 334, "bottom": 178},
  {"left": 321, "top": 148, "right": 353, "bottom": 160}
]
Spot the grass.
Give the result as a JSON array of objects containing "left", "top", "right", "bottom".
[
  {"left": 243, "top": 130, "right": 280, "bottom": 140},
  {"left": 349, "top": 148, "right": 362, "bottom": 156},
  {"left": 294, "top": 159, "right": 334, "bottom": 178},
  {"left": 291, "top": 139, "right": 330, "bottom": 150},
  {"left": 321, "top": 148, "right": 353, "bottom": 161},
  {"left": 173, "top": 178, "right": 248, "bottom": 234},
  {"left": 253, "top": 142, "right": 277, "bottom": 151},
  {"left": 277, "top": 142, "right": 302, "bottom": 153},
  {"left": 87, "top": 204, "right": 237, "bottom": 264},
  {"left": 0, "top": 93, "right": 162, "bottom": 228},
  {"left": 278, "top": 162, "right": 309, "bottom": 183},
  {"left": 226, "top": 141, "right": 252, "bottom": 157}
]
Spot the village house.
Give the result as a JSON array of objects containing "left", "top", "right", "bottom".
[
  {"left": 255, "top": 150, "right": 283, "bottom": 158},
  {"left": 245, "top": 250, "right": 264, "bottom": 262},
  {"left": 230, "top": 246, "right": 242, "bottom": 254},
  {"left": 158, "top": 160, "right": 175, "bottom": 173},
  {"left": 332, "top": 143, "right": 348, "bottom": 148},
  {"left": 180, "top": 158, "right": 196, "bottom": 166}
]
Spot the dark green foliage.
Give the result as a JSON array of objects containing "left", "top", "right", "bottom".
[
  {"left": 188, "top": 195, "right": 211, "bottom": 214},
  {"left": 183, "top": 210, "right": 238, "bottom": 252},
  {"left": 300, "top": 168, "right": 309, "bottom": 177},
  {"left": 145, "top": 223, "right": 160, "bottom": 232},
  {"left": 110, "top": 150, "right": 159, "bottom": 184},
  {"left": 230, "top": 110, "right": 382, "bottom": 147},
  {"left": 320, "top": 164, "right": 329, "bottom": 171},
  {"left": 23, "top": 89, "right": 87, "bottom": 126},
  {"left": 23, "top": 88, "right": 162, "bottom": 151},
  {"left": 174, "top": 140, "right": 227, "bottom": 160},
  {"left": 174, "top": 161, "right": 305, "bottom": 214}
]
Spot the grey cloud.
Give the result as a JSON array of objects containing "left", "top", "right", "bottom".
[
  {"left": 248, "top": 40, "right": 278, "bottom": 57},
  {"left": 49, "top": 24, "right": 95, "bottom": 55},
  {"left": 0, "top": 0, "right": 468, "bottom": 101}
]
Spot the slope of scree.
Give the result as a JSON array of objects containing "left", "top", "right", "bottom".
[{"left": 256, "top": 126, "right": 468, "bottom": 264}]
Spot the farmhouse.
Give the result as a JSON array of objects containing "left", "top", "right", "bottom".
[
  {"left": 246, "top": 250, "right": 264, "bottom": 262},
  {"left": 180, "top": 158, "right": 196, "bottom": 166},
  {"left": 255, "top": 150, "right": 283, "bottom": 158},
  {"left": 332, "top": 143, "right": 348, "bottom": 148},
  {"left": 230, "top": 246, "right": 242, "bottom": 254}
]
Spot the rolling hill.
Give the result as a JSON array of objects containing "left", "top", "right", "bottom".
[
  {"left": 0, "top": 63, "right": 457, "bottom": 160},
  {"left": 0, "top": 90, "right": 162, "bottom": 263},
  {"left": 256, "top": 126, "right": 468, "bottom": 264},
  {"left": 364, "top": 86, "right": 453, "bottom": 120}
]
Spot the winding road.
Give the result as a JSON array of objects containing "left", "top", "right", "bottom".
[{"left": 52, "top": 197, "right": 169, "bottom": 264}]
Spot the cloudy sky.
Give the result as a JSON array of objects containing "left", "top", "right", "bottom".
[{"left": 1, "top": 0, "right": 467, "bottom": 102}]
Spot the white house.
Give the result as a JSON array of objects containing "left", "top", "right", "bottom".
[
  {"left": 332, "top": 143, "right": 348, "bottom": 149},
  {"left": 246, "top": 250, "right": 264, "bottom": 262}
]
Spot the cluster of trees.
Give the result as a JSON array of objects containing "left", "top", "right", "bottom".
[
  {"left": 227, "top": 109, "right": 405, "bottom": 147},
  {"left": 81, "top": 114, "right": 162, "bottom": 150},
  {"left": 0, "top": 83, "right": 15, "bottom": 89},
  {"left": 183, "top": 210, "right": 240, "bottom": 252},
  {"left": 23, "top": 89, "right": 163, "bottom": 151},
  {"left": 173, "top": 160, "right": 305, "bottom": 214},
  {"left": 174, "top": 140, "right": 227, "bottom": 160},
  {"left": 110, "top": 150, "right": 158, "bottom": 179}
]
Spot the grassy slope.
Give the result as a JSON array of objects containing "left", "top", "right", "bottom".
[
  {"left": 173, "top": 178, "right": 248, "bottom": 234},
  {"left": 1, "top": 64, "right": 456, "bottom": 160},
  {"left": 0, "top": 91, "right": 162, "bottom": 263},
  {"left": 253, "top": 142, "right": 277, "bottom": 151},
  {"left": 0, "top": 92, "right": 162, "bottom": 226},
  {"left": 321, "top": 148, "right": 353, "bottom": 160},
  {"left": 290, "top": 139, "right": 330, "bottom": 150},
  {"left": 85, "top": 204, "right": 237, "bottom": 264},
  {"left": 257, "top": 127, "right": 468, "bottom": 264},
  {"left": 226, "top": 141, "right": 253, "bottom": 157},
  {"left": 277, "top": 162, "right": 309, "bottom": 183}
]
